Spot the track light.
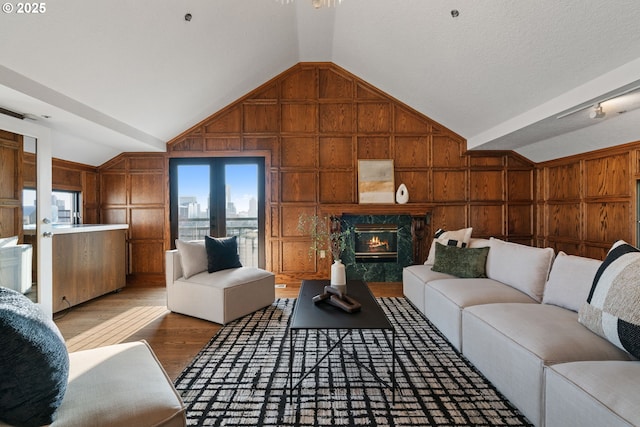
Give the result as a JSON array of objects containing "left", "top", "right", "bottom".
[{"left": 589, "top": 104, "right": 605, "bottom": 119}]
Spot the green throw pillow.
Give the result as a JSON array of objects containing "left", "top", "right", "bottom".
[{"left": 431, "top": 242, "right": 490, "bottom": 278}]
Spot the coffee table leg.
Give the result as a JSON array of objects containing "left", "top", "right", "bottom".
[
  {"left": 289, "top": 328, "right": 293, "bottom": 405},
  {"left": 392, "top": 329, "right": 396, "bottom": 405}
]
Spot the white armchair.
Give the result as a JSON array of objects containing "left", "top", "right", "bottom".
[{"left": 0, "top": 238, "right": 33, "bottom": 294}]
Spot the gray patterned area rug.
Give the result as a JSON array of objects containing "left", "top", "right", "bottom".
[{"left": 174, "top": 298, "right": 531, "bottom": 426}]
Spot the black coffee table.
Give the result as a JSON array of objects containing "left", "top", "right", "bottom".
[{"left": 288, "top": 279, "right": 396, "bottom": 404}]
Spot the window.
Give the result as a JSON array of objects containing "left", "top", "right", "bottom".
[
  {"left": 23, "top": 189, "right": 81, "bottom": 225},
  {"left": 169, "top": 157, "right": 266, "bottom": 268}
]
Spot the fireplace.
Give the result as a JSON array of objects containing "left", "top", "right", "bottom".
[
  {"left": 353, "top": 224, "right": 398, "bottom": 263},
  {"left": 331, "top": 212, "right": 428, "bottom": 282}
]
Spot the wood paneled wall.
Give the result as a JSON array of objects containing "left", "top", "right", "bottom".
[
  {"left": 99, "top": 154, "right": 166, "bottom": 284},
  {"left": 536, "top": 140, "right": 640, "bottom": 260},
  {"left": 0, "top": 130, "right": 23, "bottom": 240},
  {"left": 160, "top": 63, "right": 534, "bottom": 283},
  {"left": 6, "top": 63, "right": 638, "bottom": 284}
]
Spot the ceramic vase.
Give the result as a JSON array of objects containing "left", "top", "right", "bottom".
[
  {"left": 330, "top": 259, "right": 346, "bottom": 293},
  {"left": 396, "top": 183, "right": 409, "bottom": 204}
]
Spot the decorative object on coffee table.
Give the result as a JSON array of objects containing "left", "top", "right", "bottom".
[
  {"left": 312, "top": 285, "right": 361, "bottom": 313},
  {"left": 330, "top": 259, "right": 346, "bottom": 291}
]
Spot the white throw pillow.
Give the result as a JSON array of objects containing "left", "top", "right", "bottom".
[
  {"left": 0, "top": 236, "right": 18, "bottom": 248},
  {"left": 485, "top": 237, "right": 555, "bottom": 302},
  {"left": 543, "top": 251, "right": 602, "bottom": 312},
  {"left": 175, "top": 239, "right": 208, "bottom": 279},
  {"left": 425, "top": 227, "right": 473, "bottom": 264},
  {"left": 468, "top": 238, "right": 491, "bottom": 248}
]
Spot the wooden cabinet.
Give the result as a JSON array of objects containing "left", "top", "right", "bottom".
[{"left": 52, "top": 227, "right": 127, "bottom": 313}]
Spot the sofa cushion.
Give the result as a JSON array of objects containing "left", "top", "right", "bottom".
[
  {"left": 485, "top": 237, "right": 554, "bottom": 302},
  {"left": 579, "top": 240, "right": 640, "bottom": 359},
  {"left": 462, "top": 303, "right": 631, "bottom": 426},
  {"left": 464, "top": 303, "right": 631, "bottom": 364},
  {"left": 205, "top": 235, "right": 243, "bottom": 273},
  {"left": 402, "top": 265, "right": 457, "bottom": 314},
  {"left": 179, "top": 266, "right": 274, "bottom": 289},
  {"left": 431, "top": 242, "right": 489, "bottom": 278},
  {"left": 428, "top": 278, "right": 538, "bottom": 309},
  {"left": 404, "top": 264, "right": 456, "bottom": 284},
  {"left": 174, "top": 239, "right": 207, "bottom": 279},
  {"left": 0, "top": 287, "right": 69, "bottom": 427},
  {"left": 545, "top": 361, "right": 640, "bottom": 427},
  {"left": 50, "top": 341, "right": 186, "bottom": 427},
  {"left": 425, "top": 227, "right": 473, "bottom": 264},
  {"left": 425, "top": 278, "right": 537, "bottom": 351},
  {"left": 543, "top": 251, "right": 602, "bottom": 312}
]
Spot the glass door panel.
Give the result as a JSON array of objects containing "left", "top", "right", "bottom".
[
  {"left": 224, "top": 164, "right": 258, "bottom": 267},
  {"left": 176, "top": 164, "right": 211, "bottom": 241},
  {"left": 170, "top": 157, "right": 265, "bottom": 269}
]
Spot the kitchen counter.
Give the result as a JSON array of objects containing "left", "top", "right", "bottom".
[
  {"left": 24, "top": 223, "right": 128, "bottom": 235},
  {"left": 24, "top": 224, "right": 128, "bottom": 312}
]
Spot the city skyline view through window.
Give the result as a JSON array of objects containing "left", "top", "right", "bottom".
[
  {"left": 176, "top": 162, "right": 260, "bottom": 267},
  {"left": 177, "top": 164, "right": 258, "bottom": 219},
  {"left": 23, "top": 189, "right": 78, "bottom": 225}
]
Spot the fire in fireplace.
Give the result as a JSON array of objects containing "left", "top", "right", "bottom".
[{"left": 353, "top": 224, "right": 398, "bottom": 262}]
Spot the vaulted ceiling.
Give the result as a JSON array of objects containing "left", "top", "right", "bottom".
[{"left": 1, "top": 0, "right": 640, "bottom": 166}]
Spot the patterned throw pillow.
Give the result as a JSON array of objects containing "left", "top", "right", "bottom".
[
  {"left": 578, "top": 240, "right": 640, "bottom": 359},
  {"left": 424, "top": 227, "right": 473, "bottom": 264},
  {"left": 431, "top": 242, "right": 490, "bottom": 278}
]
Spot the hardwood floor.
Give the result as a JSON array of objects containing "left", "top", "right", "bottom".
[{"left": 54, "top": 281, "right": 403, "bottom": 380}]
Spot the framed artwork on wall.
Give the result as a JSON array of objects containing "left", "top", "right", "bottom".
[{"left": 358, "top": 159, "right": 395, "bottom": 204}]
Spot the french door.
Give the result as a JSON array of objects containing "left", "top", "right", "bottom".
[{"left": 169, "top": 157, "right": 265, "bottom": 268}]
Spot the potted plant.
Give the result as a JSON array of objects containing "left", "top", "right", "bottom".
[{"left": 297, "top": 214, "right": 351, "bottom": 289}]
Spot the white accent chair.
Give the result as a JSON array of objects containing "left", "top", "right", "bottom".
[
  {"left": 166, "top": 248, "right": 275, "bottom": 324},
  {"left": 0, "top": 340, "right": 186, "bottom": 427}
]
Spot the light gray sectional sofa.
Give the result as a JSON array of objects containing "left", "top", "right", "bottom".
[{"left": 403, "top": 237, "right": 639, "bottom": 427}]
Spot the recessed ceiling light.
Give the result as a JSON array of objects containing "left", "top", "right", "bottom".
[
  {"left": 41, "top": 115, "right": 51, "bottom": 119},
  {"left": 451, "top": 10, "right": 459, "bottom": 18}
]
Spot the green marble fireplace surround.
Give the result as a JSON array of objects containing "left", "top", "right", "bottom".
[{"left": 340, "top": 214, "right": 413, "bottom": 282}]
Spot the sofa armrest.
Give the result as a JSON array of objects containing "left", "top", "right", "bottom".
[{"left": 165, "top": 250, "right": 183, "bottom": 285}]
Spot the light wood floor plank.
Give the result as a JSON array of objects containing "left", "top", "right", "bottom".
[{"left": 54, "top": 281, "right": 403, "bottom": 380}]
